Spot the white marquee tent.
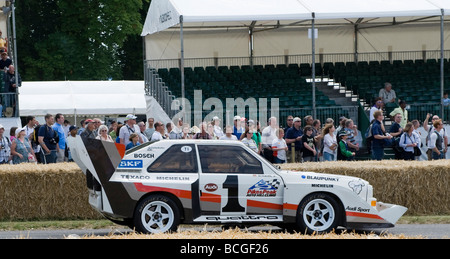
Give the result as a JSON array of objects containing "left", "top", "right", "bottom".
[
  {"left": 18, "top": 80, "right": 172, "bottom": 126},
  {"left": 142, "top": 0, "right": 450, "bottom": 118},
  {"left": 18, "top": 81, "right": 147, "bottom": 116},
  {"left": 143, "top": 0, "right": 450, "bottom": 36},
  {"left": 142, "top": 0, "right": 450, "bottom": 59}
]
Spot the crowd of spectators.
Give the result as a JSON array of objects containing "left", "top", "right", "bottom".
[{"left": 0, "top": 82, "right": 447, "bottom": 165}]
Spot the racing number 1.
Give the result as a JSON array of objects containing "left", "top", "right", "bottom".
[{"left": 222, "top": 175, "right": 245, "bottom": 213}]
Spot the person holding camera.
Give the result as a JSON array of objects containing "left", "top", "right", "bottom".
[{"left": 38, "top": 114, "right": 58, "bottom": 164}]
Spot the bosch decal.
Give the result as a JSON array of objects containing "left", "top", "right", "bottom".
[{"left": 134, "top": 153, "right": 155, "bottom": 159}]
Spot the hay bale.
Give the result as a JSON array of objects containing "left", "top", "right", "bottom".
[
  {"left": 0, "top": 161, "right": 448, "bottom": 220},
  {"left": 0, "top": 163, "right": 101, "bottom": 221}
]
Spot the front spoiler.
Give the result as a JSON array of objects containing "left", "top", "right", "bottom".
[{"left": 346, "top": 202, "right": 408, "bottom": 229}]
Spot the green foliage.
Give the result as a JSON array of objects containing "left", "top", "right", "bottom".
[{"left": 15, "top": 0, "right": 148, "bottom": 81}]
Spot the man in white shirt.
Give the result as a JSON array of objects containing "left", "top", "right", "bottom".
[
  {"left": 369, "top": 97, "right": 383, "bottom": 122},
  {"left": 220, "top": 126, "right": 238, "bottom": 140},
  {"left": 119, "top": 114, "right": 143, "bottom": 146},
  {"left": 261, "top": 116, "right": 278, "bottom": 162},
  {"left": 151, "top": 122, "right": 165, "bottom": 141},
  {"left": 423, "top": 114, "right": 448, "bottom": 160}
]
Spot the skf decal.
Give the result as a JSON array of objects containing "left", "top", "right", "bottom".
[{"left": 119, "top": 160, "right": 143, "bottom": 168}]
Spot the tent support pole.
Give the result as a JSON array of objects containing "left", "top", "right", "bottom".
[
  {"left": 440, "top": 9, "right": 445, "bottom": 119},
  {"left": 311, "top": 13, "right": 316, "bottom": 119},
  {"left": 354, "top": 24, "right": 359, "bottom": 63},
  {"left": 249, "top": 21, "right": 256, "bottom": 69},
  {"left": 180, "top": 15, "right": 186, "bottom": 120}
]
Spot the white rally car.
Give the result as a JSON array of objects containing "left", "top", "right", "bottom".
[{"left": 70, "top": 137, "right": 407, "bottom": 234}]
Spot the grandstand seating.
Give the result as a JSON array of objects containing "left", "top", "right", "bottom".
[
  {"left": 156, "top": 58, "right": 450, "bottom": 124},
  {"left": 328, "top": 59, "right": 450, "bottom": 121},
  {"left": 158, "top": 65, "right": 338, "bottom": 108},
  {"left": 331, "top": 59, "right": 450, "bottom": 103}
]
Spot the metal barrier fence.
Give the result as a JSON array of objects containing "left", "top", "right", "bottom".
[
  {"left": 144, "top": 66, "right": 178, "bottom": 118},
  {"left": 0, "top": 93, "right": 18, "bottom": 118},
  {"left": 407, "top": 102, "right": 449, "bottom": 123},
  {"left": 279, "top": 106, "right": 359, "bottom": 128}
]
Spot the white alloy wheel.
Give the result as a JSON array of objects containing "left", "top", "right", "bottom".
[
  {"left": 141, "top": 200, "right": 175, "bottom": 233},
  {"left": 301, "top": 198, "right": 336, "bottom": 233}
]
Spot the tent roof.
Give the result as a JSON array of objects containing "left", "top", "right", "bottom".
[
  {"left": 19, "top": 81, "right": 147, "bottom": 116},
  {"left": 142, "top": 0, "right": 450, "bottom": 36}
]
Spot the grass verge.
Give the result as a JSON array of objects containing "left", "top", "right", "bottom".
[{"left": 0, "top": 215, "right": 448, "bottom": 231}]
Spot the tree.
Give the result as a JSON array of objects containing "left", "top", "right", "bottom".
[{"left": 15, "top": 0, "right": 145, "bottom": 81}]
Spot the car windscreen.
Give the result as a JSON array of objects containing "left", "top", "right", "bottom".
[{"left": 197, "top": 145, "right": 263, "bottom": 174}]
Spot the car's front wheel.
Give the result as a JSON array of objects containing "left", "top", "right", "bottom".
[
  {"left": 296, "top": 193, "right": 341, "bottom": 234},
  {"left": 134, "top": 194, "right": 180, "bottom": 234}
]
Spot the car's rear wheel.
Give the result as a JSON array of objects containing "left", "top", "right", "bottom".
[
  {"left": 296, "top": 193, "right": 341, "bottom": 234},
  {"left": 134, "top": 194, "right": 180, "bottom": 234}
]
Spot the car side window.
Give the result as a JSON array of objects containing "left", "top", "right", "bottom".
[
  {"left": 198, "top": 145, "right": 263, "bottom": 174},
  {"left": 147, "top": 144, "right": 198, "bottom": 173}
]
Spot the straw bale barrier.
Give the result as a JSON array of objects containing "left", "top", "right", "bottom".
[
  {"left": 0, "top": 163, "right": 100, "bottom": 221},
  {"left": 0, "top": 160, "right": 448, "bottom": 221}
]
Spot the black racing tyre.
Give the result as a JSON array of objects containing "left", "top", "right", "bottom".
[
  {"left": 134, "top": 194, "right": 180, "bottom": 234},
  {"left": 296, "top": 193, "right": 341, "bottom": 234}
]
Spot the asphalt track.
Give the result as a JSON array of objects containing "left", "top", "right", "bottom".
[{"left": 0, "top": 224, "right": 448, "bottom": 239}]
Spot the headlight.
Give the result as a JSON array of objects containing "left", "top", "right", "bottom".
[{"left": 367, "top": 184, "right": 377, "bottom": 207}]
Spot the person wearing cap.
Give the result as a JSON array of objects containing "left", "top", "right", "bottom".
[
  {"left": 23, "top": 116, "right": 41, "bottom": 163},
  {"left": 285, "top": 117, "right": 303, "bottom": 163},
  {"left": 38, "top": 114, "right": 58, "bottom": 164},
  {"left": 423, "top": 113, "right": 448, "bottom": 160},
  {"left": 119, "top": 114, "right": 143, "bottom": 146},
  {"left": 337, "top": 130, "right": 355, "bottom": 161},
  {"left": 233, "top": 116, "right": 244, "bottom": 139},
  {"left": 0, "top": 52, "right": 11, "bottom": 70},
  {"left": 80, "top": 119, "right": 97, "bottom": 139},
  {"left": 0, "top": 124, "right": 11, "bottom": 164},
  {"left": 11, "top": 127, "right": 36, "bottom": 164}
]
